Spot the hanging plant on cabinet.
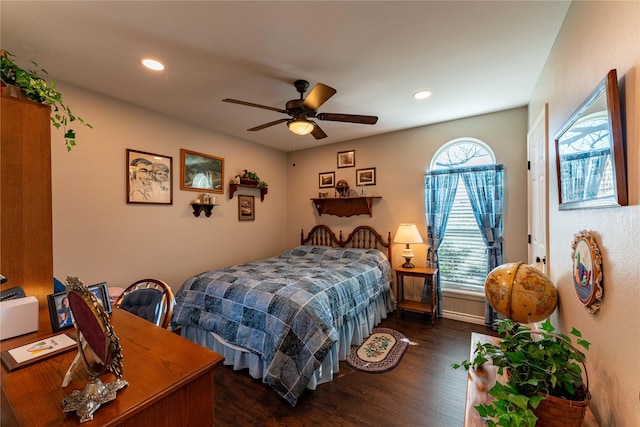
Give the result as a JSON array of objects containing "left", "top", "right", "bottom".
[{"left": 1, "top": 50, "right": 92, "bottom": 151}]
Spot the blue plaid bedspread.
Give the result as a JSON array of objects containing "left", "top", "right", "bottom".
[{"left": 172, "top": 245, "right": 392, "bottom": 406}]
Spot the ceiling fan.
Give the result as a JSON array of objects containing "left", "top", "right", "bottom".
[{"left": 222, "top": 80, "right": 378, "bottom": 139}]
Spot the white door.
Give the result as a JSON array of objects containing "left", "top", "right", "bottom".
[{"left": 527, "top": 105, "right": 549, "bottom": 274}]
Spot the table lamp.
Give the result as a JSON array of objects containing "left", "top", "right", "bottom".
[{"left": 394, "top": 223, "right": 424, "bottom": 268}]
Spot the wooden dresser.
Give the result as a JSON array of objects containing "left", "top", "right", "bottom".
[{"left": 1, "top": 309, "right": 224, "bottom": 426}]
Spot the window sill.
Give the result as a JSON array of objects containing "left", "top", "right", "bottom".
[{"left": 442, "top": 288, "right": 485, "bottom": 302}]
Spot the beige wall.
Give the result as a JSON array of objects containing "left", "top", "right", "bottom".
[
  {"left": 51, "top": 84, "right": 289, "bottom": 291},
  {"left": 528, "top": 1, "right": 640, "bottom": 425},
  {"left": 285, "top": 107, "right": 529, "bottom": 321}
]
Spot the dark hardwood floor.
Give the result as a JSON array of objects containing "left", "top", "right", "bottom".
[{"left": 214, "top": 312, "right": 497, "bottom": 427}]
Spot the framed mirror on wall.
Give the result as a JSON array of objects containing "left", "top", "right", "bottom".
[{"left": 554, "top": 69, "right": 627, "bottom": 210}]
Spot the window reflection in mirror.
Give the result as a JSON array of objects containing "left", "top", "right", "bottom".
[{"left": 554, "top": 69, "right": 627, "bottom": 210}]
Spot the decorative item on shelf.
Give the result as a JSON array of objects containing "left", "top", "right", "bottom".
[
  {"left": 335, "top": 179, "right": 350, "bottom": 197},
  {"left": 240, "top": 169, "right": 269, "bottom": 187},
  {"left": 1, "top": 50, "right": 92, "bottom": 151},
  {"left": 484, "top": 261, "right": 558, "bottom": 323},
  {"left": 202, "top": 193, "right": 216, "bottom": 205},
  {"left": 394, "top": 223, "right": 424, "bottom": 268},
  {"left": 452, "top": 319, "right": 591, "bottom": 427}
]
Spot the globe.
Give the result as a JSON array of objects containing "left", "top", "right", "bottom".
[{"left": 485, "top": 262, "right": 558, "bottom": 323}]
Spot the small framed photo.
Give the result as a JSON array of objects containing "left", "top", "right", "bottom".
[
  {"left": 126, "top": 149, "right": 173, "bottom": 204},
  {"left": 356, "top": 167, "right": 376, "bottom": 186},
  {"left": 180, "top": 149, "right": 225, "bottom": 194},
  {"left": 88, "top": 282, "right": 112, "bottom": 314},
  {"left": 337, "top": 150, "right": 355, "bottom": 168},
  {"left": 238, "top": 195, "right": 255, "bottom": 221},
  {"left": 319, "top": 171, "right": 335, "bottom": 188},
  {"left": 47, "top": 292, "right": 74, "bottom": 332},
  {"left": 47, "top": 282, "right": 112, "bottom": 332}
]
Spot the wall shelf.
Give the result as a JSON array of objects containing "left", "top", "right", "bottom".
[
  {"left": 191, "top": 203, "right": 217, "bottom": 218},
  {"left": 311, "top": 196, "right": 381, "bottom": 217},
  {"left": 229, "top": 183, "right": 268, "bottom": 201}
]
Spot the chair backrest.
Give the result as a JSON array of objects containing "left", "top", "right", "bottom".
[{"left": 114, "top": 279, "right": 175, "bottom": 328}]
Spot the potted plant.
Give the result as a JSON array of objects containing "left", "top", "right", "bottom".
[
  {"left": 1, "top": 50, "right": 92, "bottom": 151},
  {"left": 240, "top": 170, "right": 267, "bottom": 187},
  {"left": 452, "top": 318, "right": 590, "bottom": 427}
]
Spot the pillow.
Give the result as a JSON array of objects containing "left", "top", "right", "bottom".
[{"left": 119, "top": 288, "right": 163, "bottom": 324}]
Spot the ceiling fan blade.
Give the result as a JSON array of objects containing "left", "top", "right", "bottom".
[
  {"left": 247, "top": 118, "right": 289, "bottom": 131},
  {"left": 316, "top": 113, "right": 378, "bottom": 125},
  {"left": 303, "top": 83, "right": 337, "bottom": 111},
  {"left": 311, "top": 122, "right": 327, "bottom": 139},
  {"left": 223, "top": 98, "right": 288, "bottom": 114}
]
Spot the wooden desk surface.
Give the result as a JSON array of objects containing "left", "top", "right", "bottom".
[
  {"left": 464, "top": 332, "right": 598, "bottom": 427},
  {"left": 1, "top": 309, "right": 224, "bottom": 426}
]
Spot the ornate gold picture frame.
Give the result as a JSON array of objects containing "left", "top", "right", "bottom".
[{"left": 570, "top": 230, "right": 603, "bottom": 313}]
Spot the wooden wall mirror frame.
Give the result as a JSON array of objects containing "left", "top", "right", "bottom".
[{"left": 554, "top": 69, "right": 628, "bottom": 210}]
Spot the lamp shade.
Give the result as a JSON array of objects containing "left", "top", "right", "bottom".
[
  {"left": 287, "top": 119, "right": 315, "bottom": 135},
  {"left": 394, "top": 223, "right": 423, "bottom": 244}
]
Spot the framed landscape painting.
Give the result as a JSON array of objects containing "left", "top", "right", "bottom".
[
  {"left": 319, "top": 172, "right": 335, "bottom": 188},
  {"left": 238, "top": 195, "right": 255, "bottom": 221},
  {"left": 356, "top": 167, "right": 376, "bottom": 186},
  {"left": 180, "top": 149, "right": 225, "bottom": 194},
  {"left": 337, "top": 150, "right": 355, "bottom": 168}
]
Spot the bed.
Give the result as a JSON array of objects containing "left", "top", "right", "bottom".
[{"left": 171, "top": 225, "right": 395, "bottom": 406}]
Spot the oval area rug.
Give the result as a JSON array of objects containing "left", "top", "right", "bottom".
[{"left": 345, "top": 327, "right": 409, "bottom": 373}]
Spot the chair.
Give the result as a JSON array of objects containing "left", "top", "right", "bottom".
[{"left": 114, "top": 279, "right": 175, "bottom": 328}]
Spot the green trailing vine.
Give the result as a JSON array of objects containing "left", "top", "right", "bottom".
[
  {"left": 451, "top": 319, "right": 590, "bottom": 427},
  {"left": 1, "top": 50, "right": 92, "bottom": 151}
]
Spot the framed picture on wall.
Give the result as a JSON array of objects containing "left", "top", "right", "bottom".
[
  {"left": 126, "top": 149, "right": 173, "bottom": 205},
  {"left": 356, "top": 167, "right": 376, "bottom": 186},
  {"left": 238, "top": 195, "right": 255, "bottom": 221},
  {"left": 180, "top": 149, "right": 225, "bottom": 194},
  {"left": 337, "top": 150, "right": 355, "bottom": 168},
  {"left": 319, "top": 171, "right": 335, "bottom": 188}
]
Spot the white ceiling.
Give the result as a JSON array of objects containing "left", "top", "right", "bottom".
[{"left": 1, "top": 1, "right": 570, "bottom": 152}]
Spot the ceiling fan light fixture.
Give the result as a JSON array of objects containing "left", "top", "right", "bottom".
[{"left": 287, "top": 118, "right": 315, "bottom": 135}]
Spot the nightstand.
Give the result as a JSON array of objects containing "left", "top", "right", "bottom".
[{"left": 394, "top": 266, "right": 438, "bottom": 326}]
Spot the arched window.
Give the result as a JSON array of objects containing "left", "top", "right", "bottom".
[
  {"left": 429, "top": 138, "right": 496, "bottom": 293},
  {"left": 430, "top": 137, "right": 495, "bottom": 170}
]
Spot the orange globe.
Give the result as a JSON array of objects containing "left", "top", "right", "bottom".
[{"left": 485, "top": 262, "right": 558, "bottom": 323}]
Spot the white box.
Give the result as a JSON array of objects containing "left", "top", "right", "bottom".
[{"left": 0, "top": 296, "right": 39, "bottom": 340}]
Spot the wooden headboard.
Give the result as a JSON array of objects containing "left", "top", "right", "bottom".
[{"left": 301, "top": 225, "right": 392, "bottom": 265}]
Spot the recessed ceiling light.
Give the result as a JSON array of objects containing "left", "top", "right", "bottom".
[
  {"left": 141, "top": 58, "right": 164, "bottom": 71},
  {"left": 413, "top": 90, "right": 432, "bottom": 100}
]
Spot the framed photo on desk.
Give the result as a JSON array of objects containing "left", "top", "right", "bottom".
[{"left": 47, "top": 282, "right": 111, "bottom": 332}]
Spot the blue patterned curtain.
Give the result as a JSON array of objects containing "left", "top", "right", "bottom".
[
  {"left": 460, "top": 164, "right": 504, "bottom": 325},
  {"left": 424, "top": 170, "right": 459, "bottom": 316},
  {"left": 559, "top": 149, "right": 610, "bottom": 202}
]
